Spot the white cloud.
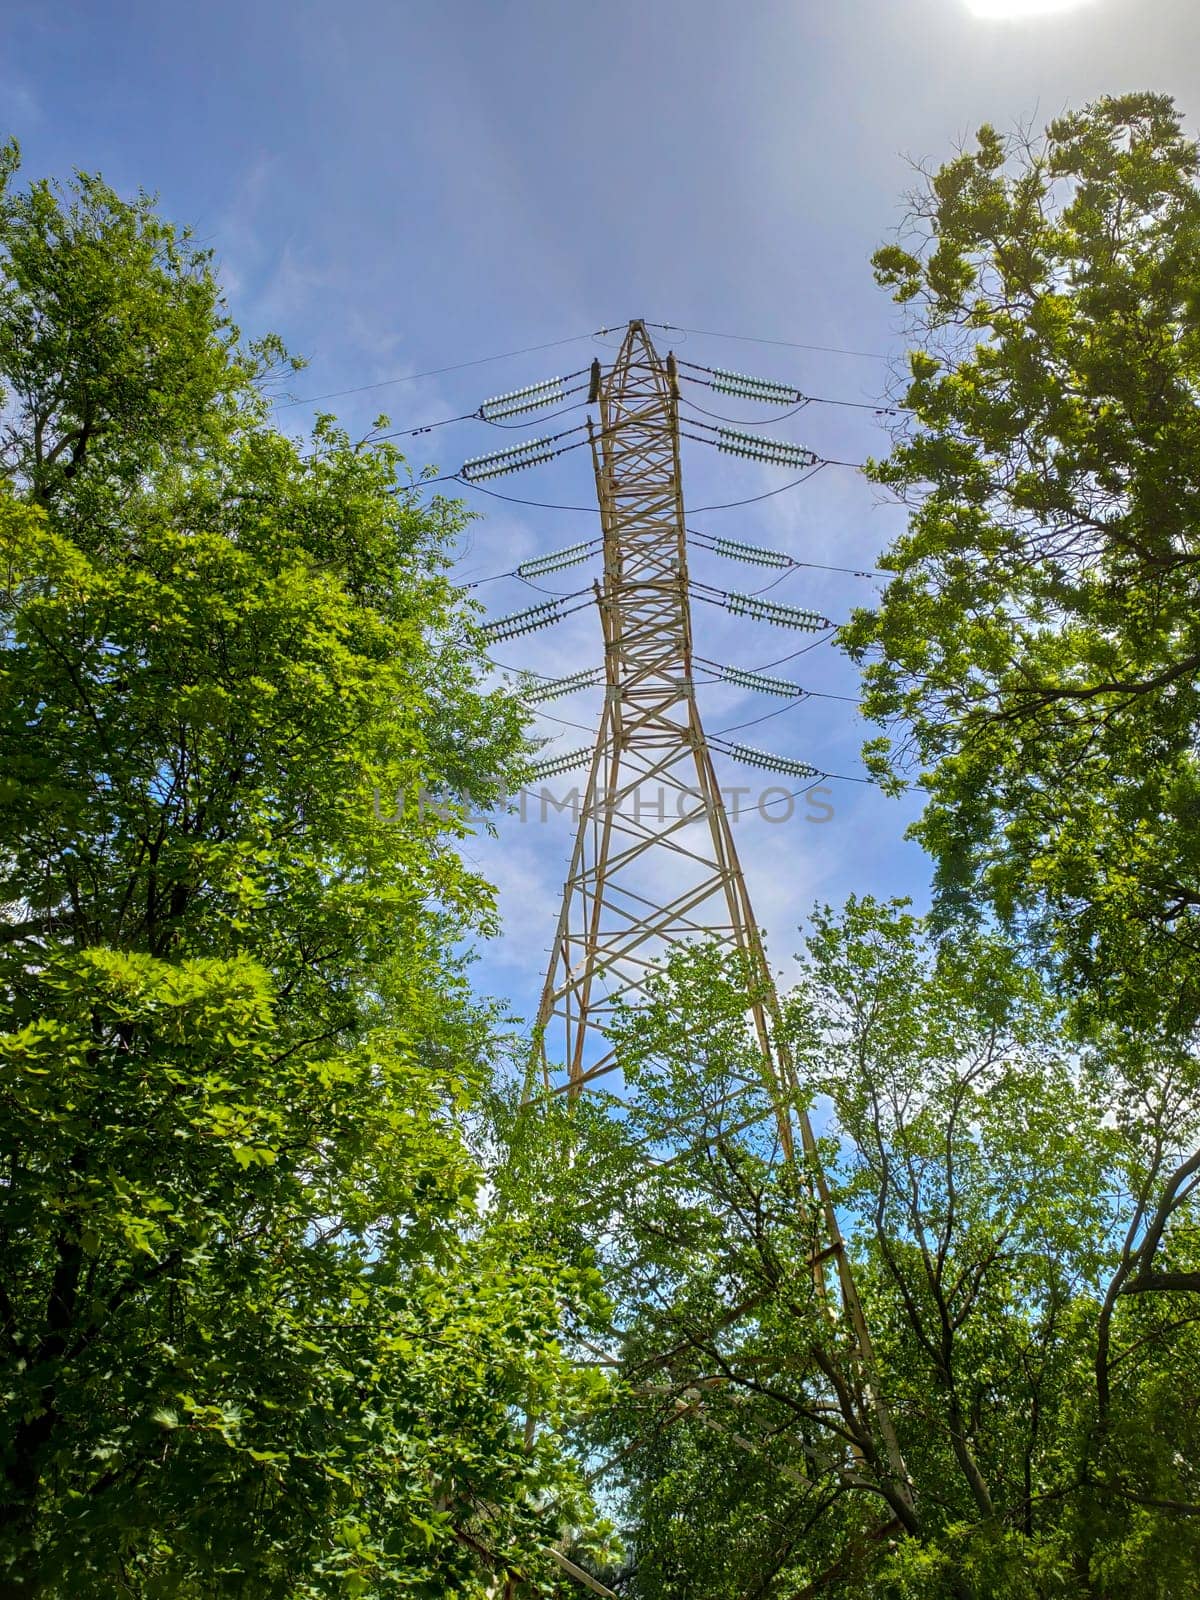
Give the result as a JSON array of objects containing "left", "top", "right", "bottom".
[{"left": 965, "top": 0, "right": 1100, "bottom": 16}]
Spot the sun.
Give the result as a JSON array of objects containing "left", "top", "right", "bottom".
[{"left": 965, "top": 0, "right": 1098, "bottom": 17}]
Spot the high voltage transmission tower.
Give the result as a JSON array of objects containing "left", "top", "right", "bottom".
[
  {"left": 492, "top": 321, "right": 911, "bottom": 1514},
  {"left": 441, "top": 319, "right": 913, "bottom": 1589},
  {"left": 527, "top": 324, "right": 817, "bottom": 1115}
]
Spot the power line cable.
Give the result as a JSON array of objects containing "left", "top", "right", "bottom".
[
  {"left": 363, "top": 384, "right": 591, "bottom": 445},
  {"left": 366, "top": 410, "right": 480, "bottom": 441},
  {"left": 461, "top": 524, "right": 880, "bottom": 592},
  {"left": 522, "top": 705, "right": 600, "bottom": 736},
  {"left": 687, "top": 528, "right": 882, "bottom": 581},
  {"left": 711, "top": 697, "right": 809, "bottom": 738},
  {"left": 689, "top": 462, "right": 830, "bottom": 511},
  {"left": 646, "top": 321, "right": 889, "bottom": 363},
  {"left": 278, "top": 317, "right": 891, "bottom": 430},
  {"left": 487, "top": 583, "right": 593, "bottom": 610},
  {"left": 514, "top": 571, "right": 598, "bottom": 599},
  {"left": 452, "top": 479, "right": 603, "bottom": 514},
  {"left": 455, "top": 453, "right": 858, "bottom": 511},
  {"left": 464, "top": 569, "right": 522, "bottom": 588},
  {"left": 485, "top": 647, "right": 860, "bottom": 711},
  {"left": 485, "top": 655, "right": 571, "bottom": 681},
  {"left": 688, "top": 585, "right": 842, "bottom": 630},
  {"left": 405, "top": 416, "right": 857, "bottom": 506},
  {"left": 730, "top": 565, "right": 801, "bottom": 599},
  {"left": 734, "top": 631, "right": 841, "bottom": 670},
  {"left": 389, "top": 472, "right": 461, "bottom": 492},
  {"left": 708, "top": 734, "right": 876, "bottom": 786},
  {"left": 680, "top": 395, "right": 812, "bottom": 429},
  {"left": 676, "top": 361, "right": 897, "bottom": 416},
  {"left": 693, "top": 656, "right": 861, "bottom": 704},
  {"left": 277, "top": 331, "right": 614, "bottom": 409}
]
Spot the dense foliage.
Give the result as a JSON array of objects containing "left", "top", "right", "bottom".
[
  {"left": 7, "top": 87, "right": 1200, "bottom": 1600},
  {"left": 514, "top": 91, "right": 1200, "bottom": 1600},
  {"left": 850, "top": 92, "right": 1200, "bottom": 1053},
  {"left": 0, "top": 143, "right": 602, "bottom": 1595},
  {"left": 528, "top": 904, "right": 1200, "bottom": 1598},
  {"left": 846, "top": 91, "right": 1200, "bottom": 1377},
  {"left": 838, "top": 89, "right": 1200, "bottom": 1592}
]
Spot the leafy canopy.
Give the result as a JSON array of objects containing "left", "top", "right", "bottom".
[
  {"left": 525, "top": 905, "right": 1200, "bottom": 1598},
  {"left": 0, "top": 141, "right": 602, "bottom": 1596},
  {"left": 846, "top": 92, "right": 1200, "bottom": 1041},
  {"left": 519, "top": 94, "right": 1200, "bottom": 1598}
]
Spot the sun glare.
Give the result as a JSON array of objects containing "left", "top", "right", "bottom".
[{"left": 966, "top": 0, "right": 1098, "bottom": 17}]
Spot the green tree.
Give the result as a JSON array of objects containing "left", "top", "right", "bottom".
[
  {"left": 533, "top": 906, "right": 1200, "bottom": 1597},
  {"left": 0, "top": 144, "right": 602, "bottom": 1594},
  {"left": 827, "top": 88, "right": 1200, "bottom": 1589},
  {"left": 798, "top": 900, "right": 1200, "bottom": 1597},
  {"left": 844, "top": 91, "right": 1200, "bottom": 1304}
]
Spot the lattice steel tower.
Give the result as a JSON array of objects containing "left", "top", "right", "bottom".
[{"left": 524, "top": 319, "right": 910, "bottom": 1501}]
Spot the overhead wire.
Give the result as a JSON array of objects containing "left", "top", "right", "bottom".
[
  {"left": 464, "top": 569, "right": 523, "bottom": 588},
  {"left": 693, "top": 656, "right": 861, "bottom": 704},
  {"left": 680, "top": 395, "right": 813, "bottom": 429},
  {"left": 512, "top": 571, "right": 598, "bottom": 599},
  {"left": 646, "top": 320, "right": 890, "bottom": 363},
  {"left": 356, "top": 391, "right": 871, "bottom": 500},
  {"left": 683, "top": 415, "right": 868, "bottom": 474},
  {"left": 485, "top": 654, "right": 589, "bottom": 682},
  {"left": 450, "top": 479, "right": 602, "bottom": 514},
  {"left": 276, "top": 332, "right": 613, "bottom": 408},
  {"left": 461, "top": 531, "right": 882, "bottom": 593},
  {"left": 688, "top": 530, "right": 881, "bottom": 581},
  {"left": 365, "top": 409, "right": 480, "bottom": 441},
  {"left": 396, "top": 401, "right": 867, "bottom": 504},
  {"left": 521, "top": 704, "right": 601, "bottom": 737},
  {"left": 366, "top": 325, "right": 881, "bottom": 796},
  {"left": 710, "top": 697, "right": 810, "bottom": 738},
  {"left": 713, "top": 630, "right": 843, "bottom": 672},
  {"left": 708, "top": 734, "right": 877, "bottom": 787},
  {"left": 284, "top": 322, "right": 896, "bottom": 816},
  {"left": 389, "top": 472, "right": 461, "bottom": 492},
  {"left": 485, "top": 651, "right": 862, "bottom": 713},
  {"left": 453, "top": 450, "right": 862, "bottom": 509},
  {"left": 362, "top": 382, "right": 592, "bottom": 445},
  {"left": 463, "top": 531, "right": 881, "bottom": 590},
  {"left": 689, "top": 461, "right": 830, "bottom": 511},
  {"left": 485, "top": 582, "right": 593, "bottom": 610},
  {"left": 720, "top": 564, "right": 800, "bottom": 599},
  {"left": 748, "top": 630, "right": 841, "bottom": 668},
  {"left": 460, "top": 537, "right": 602, "bottom": 591},
  {"left": 277, "top": 318, "right": 892, "bottom": 417},
  {"left": 675, "top": 358, "right": 897, "bottom": 416}
]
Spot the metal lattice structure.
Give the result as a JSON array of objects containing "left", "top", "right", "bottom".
[{"left": 523, "top": 319, "right": 911, "bottom": 1507}]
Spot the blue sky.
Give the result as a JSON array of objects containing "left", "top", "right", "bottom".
[{"left": 4, "top": 0, "right": 1198, "bottom": 1021}]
